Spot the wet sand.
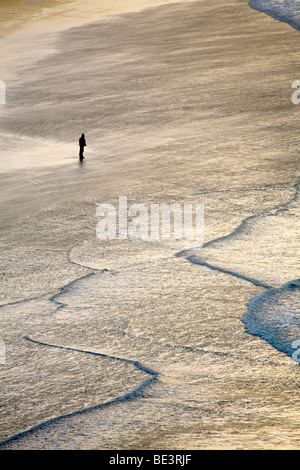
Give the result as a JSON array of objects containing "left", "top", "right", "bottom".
[{"left": 0, "top": 0, "right": 299, "bottom": 450}]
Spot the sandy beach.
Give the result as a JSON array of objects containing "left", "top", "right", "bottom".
[{"left": 0, "top": 0, "right": 299, "bottom": 450}]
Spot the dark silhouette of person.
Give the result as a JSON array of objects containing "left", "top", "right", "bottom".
[{"left": 79, "top": 133, "right": 86, "bottom": 160}]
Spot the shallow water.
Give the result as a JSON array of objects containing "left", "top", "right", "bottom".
[
  {"left": 249, "top": 0, "right": 300, "bottom": 31},
  {"left": 0, "top": 0, "right": 299, "bottom": 450}
]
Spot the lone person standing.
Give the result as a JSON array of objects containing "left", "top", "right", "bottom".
[{"left": 79, "top": 133, "right": 86, "bottom": 161}]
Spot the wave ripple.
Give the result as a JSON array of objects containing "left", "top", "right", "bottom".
[
  {"left": 249, "top": 0, "right": 300, "bottom": 31},
  {"left": 243, "top": 279, "right": 300, "bottom": 362}
]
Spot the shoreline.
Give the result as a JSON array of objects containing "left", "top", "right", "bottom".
[{"left": 1, "top": 177, "right": 299, "bottom": 447}]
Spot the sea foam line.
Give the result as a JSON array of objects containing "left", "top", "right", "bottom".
[
  {"left": 242, "top": 278, "right": 300, "bottom": 363},
  {"left": 182, "top": 258, "right": 272, "bottom": 289},
  {"left": 176, "top": 180, "right": 299, "bottom": 288},
  {"left": 0, "top": 335, "right": 157, "bottom": 448},
  {"left": 177, "top": 180, "right": 300, "bottom": 362},
  {"left": 0, "top": 245, "right": 158, "bottom": 447}
]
